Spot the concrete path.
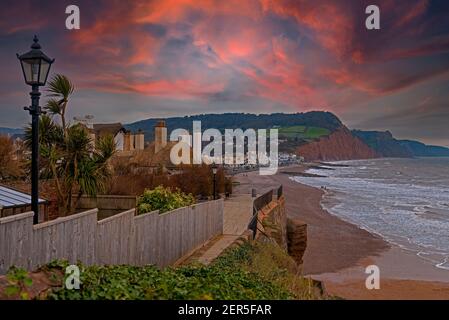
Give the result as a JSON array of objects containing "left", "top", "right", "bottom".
[
  {"left": 181, "top": 194, "right": 254, "bottom": 265},
  {"left": 222, "top": 194, "right": 253, "bottom": 235}
]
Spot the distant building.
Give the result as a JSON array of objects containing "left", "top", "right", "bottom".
[
  {"left": 278, "top": 152, "right": 302, "bottom": 165},
  {"left": 89, "top": 123, "right": 144, "bottom": 152}
]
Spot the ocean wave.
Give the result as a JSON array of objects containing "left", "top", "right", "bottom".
[{"left": 291, "top": 158, "right": 449, "bottom": 271}]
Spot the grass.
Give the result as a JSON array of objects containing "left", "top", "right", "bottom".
[
  {"left": 42, "top": 240, "right": 325, "bottom": 300},
  {"left": 278, "top": 125, "right": 330, "bottom": 140}
]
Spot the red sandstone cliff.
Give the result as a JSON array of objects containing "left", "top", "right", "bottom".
[{"left": 297, "top": 127, "right": 379, "bottom": 161}]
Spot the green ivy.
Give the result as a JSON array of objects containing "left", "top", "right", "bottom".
[
  {"left": 46, "top": 242, "right": 293, "bottom": 300},
  {"left": 5, "top": 266, "right": 33, "bottom": 300}
]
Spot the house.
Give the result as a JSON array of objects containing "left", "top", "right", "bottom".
[{"left": 89, "top": 123, "right": 144, "bottom": 153}]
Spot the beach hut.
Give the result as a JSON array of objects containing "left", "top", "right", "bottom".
[{"left": 0, "top": 185, "right": 49, "bottom": 221}]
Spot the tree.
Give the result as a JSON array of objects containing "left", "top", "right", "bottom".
[
  {"left": 0, "top": 135, "right": 23, "bottom": 180},
  {"left": 25, "top": 74, "right": 115, "bottom": 216},
  {"left": 46, "top": 74, "right": 74, "bottom": 135}
]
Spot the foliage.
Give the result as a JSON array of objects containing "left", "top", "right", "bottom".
[
  {"left": 46, "top": 74, "right": 74, "bottom": 131},
  {"left": 46, "top": 241, "right": 322, "bottom": 300},
  {"left": 137, "top": 186, "right": 195, "bottom": 214},
  {"left": 5, "top": 267, "right": 33, "bottom": 300},
  {"left": 171, "top": 164, "right": 229, "bottom": 198},
  {"left": 0, "top": 135, "right": 23, "bottom": 179},
  {"left": 24, "top": 74, "right": 115, "bottom": 216}
]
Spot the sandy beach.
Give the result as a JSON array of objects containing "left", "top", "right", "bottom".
[{"left": 234, "top": 165, "right": 449, "bottom": 300}]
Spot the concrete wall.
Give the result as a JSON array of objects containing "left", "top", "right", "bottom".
[
  {"left": 75, "top": 195, "right": 137, "bottom": 211},
  {"left": 0, "top": 199, "right": 224, "bottom": 274}
]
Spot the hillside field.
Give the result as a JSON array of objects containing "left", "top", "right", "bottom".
[{"left": 278, "top": 125, "right": 330, "bottom": 140}]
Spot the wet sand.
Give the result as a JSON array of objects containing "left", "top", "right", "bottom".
[{"left": 234, "top": 165, "right": 449, "bottom": 299}]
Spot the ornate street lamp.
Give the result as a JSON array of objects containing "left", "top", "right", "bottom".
[
  {"left": 17, "top": 35, "right": 54, "bottom": 224},
  {"left": 212, "top": 163, "right": 218, "bottom": 200}
]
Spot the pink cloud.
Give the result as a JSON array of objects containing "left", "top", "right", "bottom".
[{"left": 3, "top": 0, "right": 443, "bottom": 116}]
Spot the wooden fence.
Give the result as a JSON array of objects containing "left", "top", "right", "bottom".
[{"left": 0, "top": 199, "right": 223, "bottom": 274}]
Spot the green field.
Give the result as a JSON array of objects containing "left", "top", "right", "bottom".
[{"left": 278, "top": 125, "right": 330, "bottom": 140}]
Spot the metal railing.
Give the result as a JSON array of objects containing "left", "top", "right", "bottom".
[
  {"left": 276, "top": 185, "right": 283, "bottom": 199},
  {"left": 253, "top": 189, "right": 273, "bottom": 214},
  {"left": 248, "top": 185, "right": 283, "bottom": 239}
]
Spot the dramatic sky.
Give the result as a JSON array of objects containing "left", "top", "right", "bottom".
[{"left": 0, "top": 0, "right": 448, "bottom": 146}]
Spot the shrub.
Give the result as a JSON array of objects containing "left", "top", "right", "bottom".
[
  {"left": 0, "top": 135, "right": 24, "bottom": 180},
  {"left": 137, "top": 185, "right": 195, "bottom": 215},
  {"left": 107, "top": 163, "right": 232, "bottom": 199}
]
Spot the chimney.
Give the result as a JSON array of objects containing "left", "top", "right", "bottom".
[
  {"left": 154, "top": 120, "right": 167, "bottom": 153},
  {"left": 135, "top": 129, "right": 145, "bottom": 150},
  {"left": 123, "top": 131, "right": 131, "bottom": 151}
]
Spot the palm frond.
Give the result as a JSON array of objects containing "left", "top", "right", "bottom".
[
  {"left": 45, "top": 98, "right": 62, "bottom": 116},
  {"left": 65, "top": 124, "right": 92, "bottom": 160},
  {"left": 23, "top": 115, "right": 64, "bottom": 149},
  {"left": 94, "top": 134, "right": 116, "bottom": 163},
  {"left": 46, "top": 74, "right": 74, "bottom": 100}
]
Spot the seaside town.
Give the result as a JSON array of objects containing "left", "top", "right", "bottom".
[{"left": 1, "top": 0, "right": 449, "bottom": 307}]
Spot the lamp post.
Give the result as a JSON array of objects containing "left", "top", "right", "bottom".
[
  {"left": 212, "top": 163, "right": 218, "bottom": 200},
  {"left": 17, "top": 36, "right": 54, "bottom": 224}
]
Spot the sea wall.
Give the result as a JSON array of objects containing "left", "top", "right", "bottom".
[
  {"left": 287, "top": 218, "right": 307, "bottom": 265},
  {"left": 253, "top": 191, "right": 307, "bottom": 265},
  {"left": 255, "top": 195, "right": 288, "bottom": 251}
]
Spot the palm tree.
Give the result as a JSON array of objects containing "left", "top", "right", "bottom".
[
  {"left": 25, "top": 75, "right": 115, "bottom": 216},
  {"left": 45, "top": 74, "right": 74, "bottom": 134}
]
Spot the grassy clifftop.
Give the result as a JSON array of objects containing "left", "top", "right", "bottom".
[{"left": 279, "top": 125, "right": 331, "bottom": 140}]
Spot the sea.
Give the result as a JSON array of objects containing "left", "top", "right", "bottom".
[{"left": 291, "top": 157, "right": 449, "bottom": 270}]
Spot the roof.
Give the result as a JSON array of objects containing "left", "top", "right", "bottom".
[
  {"left": 0, "top": 185, "right": 47, "bottom": 209},
  {"left": 92, "top": 123, "right": 126, "bottom": 138}
]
